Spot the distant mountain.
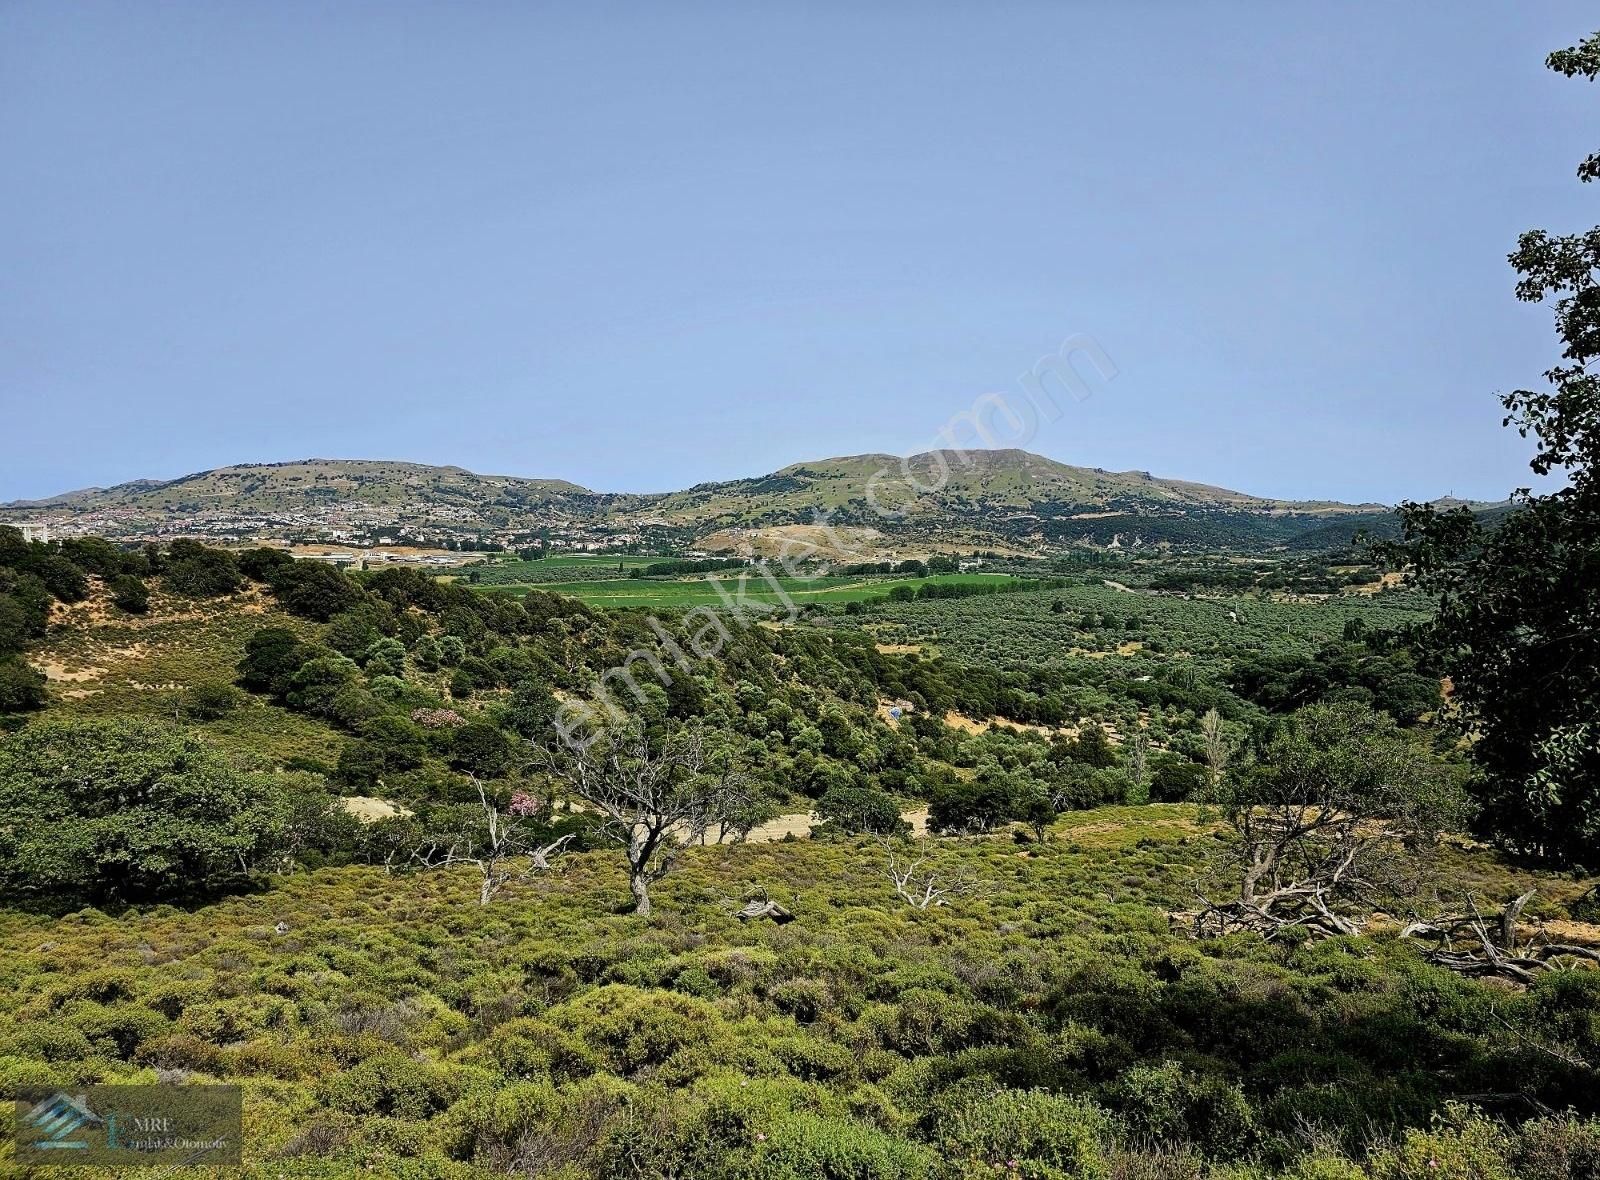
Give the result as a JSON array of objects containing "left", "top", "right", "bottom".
[
  {"left": 2, "top": 450, "right": 1402, "bottom": 551},
  {"left": 7, "top": 459, "right": 594, "bottom": 512},
  {"left": 654, "top": 449, "right": 1382, "bottom": 523}
]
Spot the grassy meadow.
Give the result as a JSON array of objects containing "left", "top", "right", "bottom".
[{"left": 475, "top": 571, "right": 1020, "bottom": 610}]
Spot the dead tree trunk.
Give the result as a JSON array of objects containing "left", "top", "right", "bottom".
[{"left": 1400, "top": 891, "right": 1600, "bottom": 985}]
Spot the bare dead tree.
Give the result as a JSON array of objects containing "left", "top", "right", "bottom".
[
  {"left": 878, "top": 836, "right": 984, "bottom": 910},
  {"left": 1200, "top": 708, "right": 1230, "bottom": 793},
  {"left": 1400, "top": 890, "right": 1600, "bottom": 986},
  {"left": 1179, "top": 704, "right": 1464, "bottom": 941},
  {"left": 409, "top": 777, "right": 573, "bottom": 906},
  {"left": 1127, "top": 730, "right": 1150, "bottom": 798},
  {"left": 1182, "top": 805, "right": 1376, "bottom": 938},
  {"left": 539, "top": 724, "right": 751, "bottom": 916}
]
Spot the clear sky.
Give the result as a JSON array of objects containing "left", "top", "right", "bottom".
[{"left": 3, "top": 3, "right": 1594, "bottom": 504}]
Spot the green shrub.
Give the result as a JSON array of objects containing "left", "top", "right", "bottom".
[
  {"left": 928, "top": 1080, "right": 1113, "bottom": 1178},
  {"left": 1515, "top": 1112, "right": 1600, "bottom": 1180},
  {"left": 1369, "top": 1104, "right": 1515, "bottom": 1180},
  {"left": 1113, "top": 1059, "right": 1256, "bottom": 1157},
  {"left": 185, "top": 680, "right": 242, "bottom": 719},
  {"left": 773, "top": 1035, "right": 860, "bottom": 1083},
  {"left": 555, "top": 985, "right": 729, "bottom": 1081},
  {"left": 746, "top": 1110, "right": 938, "bottom": 1180},
  {"left": 318, "top": 1051, "right": 459, "bottom": 1120},
  {"left": 133, "top": 1032, "right": 225, "bottom": 1073}
]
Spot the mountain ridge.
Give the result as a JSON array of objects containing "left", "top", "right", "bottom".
[
  {"left": 2, "top": 450, "right": 1413, "bottom": 551},
  {"left": 2, "top": 450, "right": 1396, "bottom": 513}
]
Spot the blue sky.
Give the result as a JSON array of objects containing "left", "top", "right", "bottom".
[{"left": 2, "top": 3, "right": 1594, "bottom": 504}]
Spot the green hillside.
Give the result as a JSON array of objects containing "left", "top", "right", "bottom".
[{"left": 2, "top": 450, "right": 1397, "bottom": 552}]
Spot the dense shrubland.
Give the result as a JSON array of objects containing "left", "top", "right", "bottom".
[{"left": 0, "top": 808, "right": 1597, "bottom": 1179}]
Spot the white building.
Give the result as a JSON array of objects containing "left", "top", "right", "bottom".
[{"left": 15, "top": 523, "right": 51, "bottom": 543}]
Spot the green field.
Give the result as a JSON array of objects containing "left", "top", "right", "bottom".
[
  {"left": 478, "top": 571, "right": 1018, "bottom": 609},
  {"left": 467, "top": 554, "right": 667, "bottom": 585}
]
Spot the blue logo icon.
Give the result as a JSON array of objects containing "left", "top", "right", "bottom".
[{"left": 23, "top": 1092, "right": 102, "bottom": 1151}]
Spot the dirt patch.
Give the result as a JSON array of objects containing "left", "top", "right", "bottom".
[
  {"left": 340, "top": 797, "right": 414, "bottom": 823},
  {"left": 685, "top": 807, "right": 931, "bottom": 844},
  {"left": 698, "top": 524, "right": 888, "bottom": 563},
  {"left": 1345, "top": 571, "right": 1406, "bottom": 596},
  {"left": 741, "top": 812, "right": 816, "bottom": 842},
  {"left": 1530, "top": 919, "right": 1600, "bottom": 948},
  {"left": 943, "top": 711, "right": 990, "bottom": 735},
  {"left": 31, "top": 659, "right": 104, "bottom": 683},
  {"left": 943, "top": 711, "right": 1061, "bottom": 739}
]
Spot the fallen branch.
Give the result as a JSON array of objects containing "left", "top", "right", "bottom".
[{"left": 1400, "top": 891, "right": 1600, "bottom": 986}]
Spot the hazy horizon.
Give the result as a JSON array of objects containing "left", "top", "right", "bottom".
[{"left": 5, "top": 3, "right": 1592, "bottom": 504}]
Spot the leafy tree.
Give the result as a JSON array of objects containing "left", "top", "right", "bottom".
[
  {"left": 1149, "top": 754, "right": 1206, "bottom": 803},
  {"left": 336, "top": 734, "right": 424, "bottom": 788},
  {"left": 1020, "top": 789, "right": 1059, "bottom": 842},
  {"left": 0, "top": 718, "right": 296, "bottom": 904},
  {"left": 324, "top": 603, "right": 397, "bottom": 658},
  {"left": 36, "top": 555, "right": 89, "bottom": 603},
  {"left": 1192, "top": 704, "right": 1465, "bottom": 938},
  {"left": 504, "top": 679, "right": 560, "bottom": 739},
  {"left": 108, "top": 573, "right": 150, "bottom": 614},
  {"left": 1050, "top": 763, "right": 1131, "bottom": 811},
  {"left": 287, "top": 655, "right": 362, "bottom": 718},
  {"left": 0, "top": 657, "right": 47, "bottom": 713},
  {"left": 1385, "top": 31, "right": 1600, "bottom": 867},
  {"left": 269, "top": 560, "right": 366, "bottom": 621},
  {"left": 813, "top": 786, "right": 910, "bottom": 836},
  {"left": 161, "top": 541, "right": 242, "bottom": 599},
  {"left": 334, "top": 716, "right": 428, "bottom": 788},
  {"left": 928, "top": 764, "right": 1033, "bottom": 834},
  {"left": 361, "top": 637, "right": 407, "bottom": 676},
  {"left": 1055, "top": 722, "right": 1118, "bottom": 770},
  {"left": 237, "top": 545, "right": 295, "bottom": 582},
  {"left": 0, "top": 590, "right": 45, "bottom": 655},
  {"left": 59, "top": 537, "right": 135, "bottom": 577},
  {"left": 411, "top": 634, "right": 444, "bottom": 671},
  {"left": 449, "top": 721, "right": 517, "bottom": 779},
  {"left": 238, "top": 626, "right": 308, "bottom": 696}
]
